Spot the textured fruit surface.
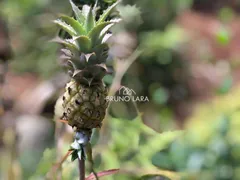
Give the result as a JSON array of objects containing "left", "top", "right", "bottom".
[{"left": 61, "top": 80, "right": 108, "bottom": 130}]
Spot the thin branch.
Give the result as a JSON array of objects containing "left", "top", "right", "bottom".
[
  {"left": 108, "top": 49, "right": 142, "bottom": 96},
  {"left": 56, "top": 150, "right": 73, "bottom": 170},
  {"left": 100, "top": 49, "right": 142, "bottom": 142},
  {"left": 85, "top": 169, "right": 119, "bottom": 180},
  {"left": 119, "top": 167, "right": 181, "bottom": 180},
  {"left": 47, "top": 150, "right": 73, "bottom": 179}
]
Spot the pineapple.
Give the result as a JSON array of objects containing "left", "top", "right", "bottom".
[{"left": 54, "top": 0, "right": 119, "bottom": 131}]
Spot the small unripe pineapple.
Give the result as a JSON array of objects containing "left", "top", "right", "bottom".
[
  {"left": 54, "top": 0, "right": 119, "bottom": 131},
  {"left": 61, "top": 80, "right": 108, "bottom": 130}
]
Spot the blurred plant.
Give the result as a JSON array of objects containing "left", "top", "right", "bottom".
[
  {"left": 0, "top": 11, "right": 13, "bottom": 160},
  {"left": 109, "top": 0, "right": 192, "bottom": 127},
  {"left": 31, "top": 116, "right": 182, "bottom": 180},
  {"left": 1, "top": 0, "right": 61, "bottom": 78},
  {"left": 0, "top": 14, "right": 12, "bottom": 115},
  {"left": 154, "top": 86, "right": 240, "bottom": 179},
  {"left": 0, "top": 15, "right": 12, "bottom": 63},
  {"left": 72, "top": 0, "right": 117, "bottom": 9}
]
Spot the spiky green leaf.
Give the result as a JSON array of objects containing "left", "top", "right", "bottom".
[
  {"left": 69, "top": 53, "right": 87, "bottom": 70},
  {"left": 66, "top": 38, "right": 79, "bottom": 49},
  {"left": 99, "top": 23, "right": 115, "bottom": 42},
  {"left": 101, "top": 33, "right": 112, "bottom": 43},
  {"left": 52, "top": 37, "right": 79, "bottom": 51},
  {"left": 69, "top": 0, "right": 85, "bottom": 24},
  {"left": 88, "top": 22, "right": 113, "bottom": 45},
  {"left": 97, "top": 1, "right": 119, "bottom": 24},
  {"left": 74, "top": 36, "right": 91, "bottom": 52},
  {"left": 87, "top": 53, "right": 97, "bottom": 65},
  {"left": 60, "top": 15, "right": 87, "bottom": 36},
  {"left": 85, "top": 7, "right": 95, "bottom": 33},
  {"left": 54, "top": 19, "right": 77, "bottom": 37}
]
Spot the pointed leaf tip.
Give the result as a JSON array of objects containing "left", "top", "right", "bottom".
[
  {"left": 69, "top": 0, "right": 85, "bottom": 24},
  {"left": 52, "top": 37, "right": 79, "bottom": 51},
  {"left": 85, "top": 6, "right": 95, "bottom": 33},
  {"left": 60, "top": 15, "right": 86, "bottom": 35},
  {"left": 88, "top": 21, "right": 113, "bottom": 45},
  {"left": 97, "top": 1, "right": 119, "bottom": 24},
  {"left": 54, "top": 19, "right": 77, "bottom": 37}
]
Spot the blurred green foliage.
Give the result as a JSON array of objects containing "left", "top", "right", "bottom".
[
  {"left": 115, "top": 0, "right": 191, "bottom": 127},
  {"left": 121, "top": 0, "right": 192, "bottom": 31},
  {"left": 1, "top": 0, "right": 63, "bottom": 78},
  {"left": 72, "top": 0, "right": 117, "bottom": 7},
  {"left": 215, "top": 27, "right": 231, "bottom": 46},
  {"left": 217, "top": 76, "right": 233, "bottom": 95},
  {"left": 31, "top": 117, "right": 182, "bottom": 180},
  {"left": 155, "top": 87, "right": 240, "bottom": 179}
]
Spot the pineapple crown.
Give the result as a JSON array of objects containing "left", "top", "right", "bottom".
[{"left": 54, "top": 0, "right": 120, "bottom": 85}]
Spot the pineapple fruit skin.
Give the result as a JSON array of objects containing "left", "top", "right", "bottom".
[{"left": 61, "top": 79, "right": 109, "bottom": 130}]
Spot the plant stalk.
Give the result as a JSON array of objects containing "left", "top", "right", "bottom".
[{"left": 78, "top": 156, "right": 85, "bottom": 180}]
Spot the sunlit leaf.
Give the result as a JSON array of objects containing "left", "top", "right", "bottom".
[
  {"left": 74, "top": 35, "right": 91, "bottom": 52},
  {"left": 85, "top": 7, "right": 95, "bottom": 32},
  {"left": 69, "top": 0, "right": 85, "bottom": 24},
  {"left": 88, "top": 22, "right": 113, "bottom": 45},
  {"left": 54, "top": 19, "right": 77, "bottom": 37},
  {"left": 51, "top": 37, "right": 79, "bottom": 51},
  {"left": 60, "top": 15, "right": 87, "bottom": 35}
]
